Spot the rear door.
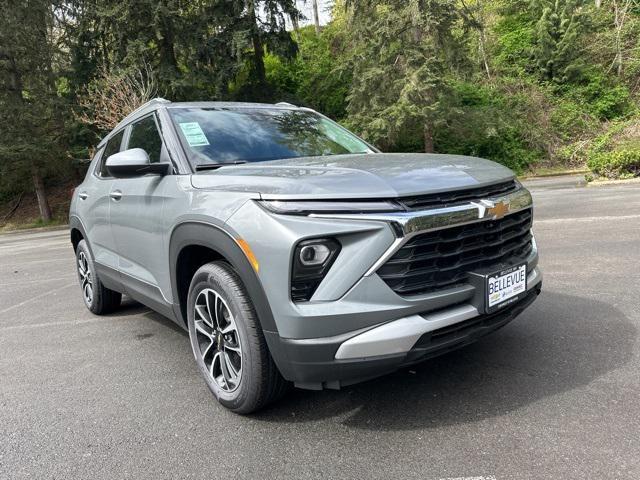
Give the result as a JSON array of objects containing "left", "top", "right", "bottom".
[
  {"left": 109, "top": 113, "right": 174, "bottom": 308},
  {"left": 75, "top": 131, "right": 125, "bottom": 273}
]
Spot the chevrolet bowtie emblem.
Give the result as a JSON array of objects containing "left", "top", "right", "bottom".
[
  {"left": 487, "top": 201, "right": 510, "bottom": 220},
  {"left": 473, "top": 199, "right": 511, "bottom": 220}
]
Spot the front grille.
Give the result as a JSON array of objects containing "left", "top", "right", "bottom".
[
  {"left": 397, "top": 180, "right": 517, "bottom": 210},
  {"left": 377, "top": 208, "right": 533, "bottom": 296}
]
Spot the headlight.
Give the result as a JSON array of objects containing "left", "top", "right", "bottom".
[
  {"left": 291, "top": 238, "right": 341, "bottom": 302},
  {"left": 259, "top": 199, "right": 403, "bottom": 215}
]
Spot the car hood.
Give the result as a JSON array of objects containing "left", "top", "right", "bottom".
[{"left": 190, "top": 153, "right": 515, "bottom": 200}]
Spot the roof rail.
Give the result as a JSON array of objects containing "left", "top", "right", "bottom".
[
  {"left": 275, "top": 101, "right": 297, "bottom": 108},
  {"left": 110, "top": 97, "right": 171, "bottom": 131},
  {"left": 125, "top": 97, "right": 171, "bottom": 118},
  {"left": 98, "top": 98, "right": 172, "bottom": 147}
]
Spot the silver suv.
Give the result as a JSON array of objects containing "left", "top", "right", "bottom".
[{"left": 70, "top": 98, "right": 542, "bottom": 413}]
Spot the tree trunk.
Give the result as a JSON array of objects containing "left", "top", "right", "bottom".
[
  {"left": 615, "top": 51, "right": 623, "bottom": 76},
  {"left": 154, "top": 3, "right": 179, "bottom": 96},
  {"left": 157, "top": 13, "right": 178, "bottom": 74},
  {"left": 5, "top": 34, "right": 52, "bottom": 224},
  {"left": 479, "top": 29, "right": 492, "bottom": 79},
  {"left": 613, "top": 0, "right": 627, "bottom": 76},
  {"left": 312, "top": 0, "right": 321, "bottom": 35},
  {"left": 247, "top": 0, "right": 266, "bottom": 86},
  {"left": 291, "top": 13, "right": 299, "bottom": 31},
  {"left": 289, "top": 15, "right": 300, "bottom": 43},
  {"left": 459, "top": 0, "right": 491, "bottom": 79},
  {"left": 158, "top": 27, "right": 178, "bottom": 75},
  {"left": 251, "top": 32, "right": 266, "bottom": 85},
  {"left": 423, "top": 122, "right": 434, "bottom": 153},
  {"left": 32, "top": 169, "right": 52, "bottom": 222}
]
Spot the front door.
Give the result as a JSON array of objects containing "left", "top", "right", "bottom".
[
  {"left": 76, "top": 130, "right": 126, "bottom": 273},
  {"left": 108, "top": 113, "right": 174, "bottom": 311}
]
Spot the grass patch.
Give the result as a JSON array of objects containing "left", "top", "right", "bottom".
[
  {"left": 0, "top": 218, "right": 67, "bottom": 233},
  {"left": 587, "top": 148, "right": 640, "bottom": 179}
]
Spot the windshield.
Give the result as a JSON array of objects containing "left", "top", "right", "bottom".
[{"left": 168, "top": 107, "right": 373, "bottom": 167}]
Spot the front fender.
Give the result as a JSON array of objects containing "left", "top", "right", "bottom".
[
  {"left": 168, "top": 221, "right": 278, "bottom": 334},
  {"left": 168, "top": 221, "right": 297, "bottom": 378}
]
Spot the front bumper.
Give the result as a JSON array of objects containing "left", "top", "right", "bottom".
[
  {"left": 226, "top": 185, "right": 540, "bottom": 388},
  {"left": 266, "top": 273, "right": 541, "bottom": 390}
]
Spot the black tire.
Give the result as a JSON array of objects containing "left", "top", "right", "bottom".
[
  {"left": 76, "top": 239, "right": 122, "bottom": 315},
  {"left": 187, "top": 261, "right": 288, "bottom": 414}
]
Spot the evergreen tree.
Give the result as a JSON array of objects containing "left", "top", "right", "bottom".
[
  {"left": 68, "top": 0, "right": 300, "bottom": 102},
  {"left": 224, "top": 0, "right": 300, "bottom": 100},
  {"left": 533, "top": 0, "right": 585, "bottom": 82},
  {"left": 0, "top": 0, "right": 68, "bottom": 221},
  {"left": 342, "top": 0, "right": 463, "bottom": 152}
]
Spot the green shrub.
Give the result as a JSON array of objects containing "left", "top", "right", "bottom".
[
  {"left": 587, "top": 149, "right": 640, "bottom": 179},
  {"left": 493, "top": 13, "right": 536, "bottom": 77},
  {"left": 564, "top": 72, "right": 633, "bottom": 120},
  {"left": 550, "top": 100, "right": 597, "bottom": 141},
  {"left": 435, "top": 121, "right": 541, "bottom": 173}
]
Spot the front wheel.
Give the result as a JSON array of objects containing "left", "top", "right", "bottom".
[{"left": 187, "top": 261, "right": 288, "bottom": 414}]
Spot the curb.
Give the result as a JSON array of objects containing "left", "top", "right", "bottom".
[
  {"left": 0, "top": 224, "right": 69, "bottom": 236},
  {"left": 587, "top": 177, "right": 640, "bottom": 187},
  {"left": 519, "top": 169, "right": 589, "bottom": 180},
  {"left": 520, "top": 173, "right": 587, "bottom": 189}
]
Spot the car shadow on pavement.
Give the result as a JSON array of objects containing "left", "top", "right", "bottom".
[
  {"left": 254, "top": 291, "right": 637, "bottom": 430},
  {"left": 104, "top": 297, "right": 187, "bottom": 335},
  {"left": 102, "top": 297, "right": 148, "bottom": 317}
]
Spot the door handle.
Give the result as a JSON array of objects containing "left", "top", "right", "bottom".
[
  {"left": 110, "top": 190, "right": 123, "bottom": 201},
  {"left": 78, "top": 192, "right": 88, "bottom": 200}
]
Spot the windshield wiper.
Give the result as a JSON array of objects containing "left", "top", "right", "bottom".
[{"left": 195, "top": 161, "right": 248, "bottom": 171}]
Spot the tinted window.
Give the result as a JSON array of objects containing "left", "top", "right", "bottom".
[
  {"left": 127, "top": 115, "right": 163, "bottom": 163},
  {"left": 98, "top": 130, "right": 124, "bottom": 177},
  {"left": 168, "top": 108, "right": 372, "bottom": 167}
]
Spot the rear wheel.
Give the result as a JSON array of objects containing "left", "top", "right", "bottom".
[
  {"left": 76, "top": 240, "right": 121, "bottom": 314},
  {"left": 187, "top": 261, "right": 288, "bottom": 414}
]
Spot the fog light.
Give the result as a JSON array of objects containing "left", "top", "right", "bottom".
[
  {"left": 299, "top": 244, "right": 331, "bottom": 266},
  {"left": 291, "top": 238, "right": 341, "bottom": 302}
]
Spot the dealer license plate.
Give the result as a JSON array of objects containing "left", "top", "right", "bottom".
[{"left": 487, "top": 264, "right": 527, "bottom": 311}]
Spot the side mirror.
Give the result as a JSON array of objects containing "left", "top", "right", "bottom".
[{"left": 106, "top": 148, "right": 171, "bottom": 178}]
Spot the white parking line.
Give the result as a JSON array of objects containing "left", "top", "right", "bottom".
[
  {"left": 0, "top": 317, "right": 127, "bottom": 330},
  {"left": 0, "top": 257, "right": 71, "bottom": 267},
  {"left": 439, "top": 477, "right": 497, "bottom": 480},
  {"left": 535, "top": 214, "right": 640, "bottom": 224},
  {"left": 0, "top": 275, "right": 76, "bottom": 287},
  {"left": 0, "top": 282, "right": 76, "bottom": 315},
  {"left": 0, "top": 243, "right": 69, "bottom": 252}
]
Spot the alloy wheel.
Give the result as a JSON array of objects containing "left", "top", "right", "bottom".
[
  {"left": 77, "top": 251, "right": 93, "bottom": 305},
  {"left": 193, "top": 288, "right": 243, "bottom": 392}
]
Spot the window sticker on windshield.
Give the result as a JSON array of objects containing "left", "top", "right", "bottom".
[{"left": 178, "top": 122, "right": 210, "bottom": 147}]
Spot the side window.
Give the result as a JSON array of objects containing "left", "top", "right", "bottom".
[
  {"left": 127, "top": 115, "right": 163, "bottom": 163},
  {"left": 89, "top": 147, "right": 104, "bottom": 178},
  {"left": 97, "top": 130, "right": 125, "bottom": 177}
]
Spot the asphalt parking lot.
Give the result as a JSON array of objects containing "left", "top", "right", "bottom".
[{"left": 1, "top": 180, "right": 639, "bottom": 480}]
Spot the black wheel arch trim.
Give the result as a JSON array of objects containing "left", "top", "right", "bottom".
[
  {"left": 69, "top": 215, "right": 90, "bottom": 254},
  {"left": 169, "top": 221, "right": 279, "bottom": 335}
]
